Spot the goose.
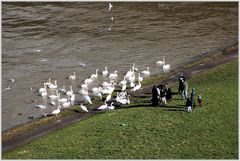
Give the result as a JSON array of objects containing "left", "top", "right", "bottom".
[
  {"left": 91, "top": 69, "right": 99, "bottom": 79},
  {"left": 48, "top": 90, "right": 59, "bottom": 100},
  {"left": 66, "top": 86, "right": 74, "bottom": 97},
  {"left": 80, "top": 103, "right": 88, "bottom": 112},
  {"left": 58, "top": 93, "right": 68, "bottom": 104},
  {"left": 163, "top": 64, "right": 170, "bottom": 72},
  {"left": 62, "top": 100, "right": 71, "bottom": 108},
  {"left": 141, "top": 67, "right": 150, "bottom": 75},
  {"left": 59, "top": 85, "right": 66, "bottom": 94},
  {"left": 35, "top": 104, "right": 47, "bottom": 110},
  {"left": 106, "top": 93, "right": 112, "bottom": 102},
  {"left": 138, "top": 73, "right": 143, "bottom": 82},
  {"left": 119, "top": 76, "right": 127, "bottom": 86},
  {"left": 107, "top": 102, "right": 115, "bottom": 111},
  {"left": 39, "top": 83, "right": 47, "bottom": 93},
  {"left": 48, "top": 80, "right": 58, "bottom": 89},
  {"left": 98, "top": 100, "right": 108, "bottom": 110},
  {"left": 45, "top": 78, "right": 52, "bottom": 87},
  {"left": 108, "top": 2, "right": 113, "bottom": 12},
  {"left": 69, "top": 71, "right": 76, "bottom": 80},
  {"left": 108, "top": 70, "right": 118, "bottom": 80},
  {"left": 51, "top": 106, "right": 61, "bottom": 115},
  {"left": 83, "top": 95, "right": 92, "bottom": 104},
  {"left": 155, "top": 57, "right": 165, "bottom": 66},
  {"left": 102, "top": 66, "right": 108, "bottom": 76},
  {"left": 130, "top": 80, "right": 142, "bottom": 92}
]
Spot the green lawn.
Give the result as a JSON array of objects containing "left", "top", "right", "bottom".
[{"left": 2, "top": 60, "right": 238, "bottom": 159}]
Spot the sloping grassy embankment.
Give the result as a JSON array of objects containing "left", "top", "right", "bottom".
[{"left": 2, "top": 59, "right": 238, "bottom": 159}]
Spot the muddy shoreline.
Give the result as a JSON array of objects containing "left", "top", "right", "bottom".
[{"left": 2, "top": 43, "right": 238, "bottom": 152}]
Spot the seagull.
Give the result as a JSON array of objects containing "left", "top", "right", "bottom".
[
  {"left": 108, "top": 3, "right": 113, "bottom": 12},
  {"left": 4, "top": 84, "right": 11, "bottom": 91},
  {"left": 33, "top": 49, "right": 41, "bottom": 53},
  {"left": 110, "top": 16, "right": 114, "bottom": 22}
]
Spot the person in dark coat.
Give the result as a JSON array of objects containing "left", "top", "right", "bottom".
[
  {"left": 164, "top": 83, "right": 172, "bottom": 102},
  {"left": 197, "top": 95, "right": 202, "bottom": 107},
  {"left": 186, "top": 97, "right": 192, "bottom": 112},
  {"left": 152, "top": 85, "right": 160, "bottom": 106},
  {"left": 190, "top": 88, "right": 196, "bottom": 108},
  {"left": 178, "top": 73, "right": 186, "bottom": 98}
]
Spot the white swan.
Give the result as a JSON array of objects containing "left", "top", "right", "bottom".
[
  {"left": 51, "top": 106, "right": 61, "bottom": 115},
  {"left": 125, "top": 69, "right": 133, "bottom": 80},
  {"left": 108, "top": 2, "right": 113, "bottom": 12},
  {"left": 48, "top": 80, "right": 58, "bottom": 89},
  {"left": 98, "top": 100, "right": 108, "bottom": 110},
  {"left": 39, "top": 89, "right": 47, "bottom": 97},
  {"left": 48, "top": 90, "right": 59, "bottom": 100},
  {"left": 84, "top": 77, "right": 93, "bottom": 84},
  {"left": 155, "top": 57, "right": 165, "bottom": 66},
  {"left": 66, "top": 86, "right": 74, "bottom": 97},
  {"left": 62, "top": 100, "right": 71, "bottom": 108},
  {"left": 107, "top": 102, "right": 115, "bottom": 111},
  {"left": 118, "top": 95, "right": 130, "bottom": 105},
  {"left": 49, "top": 97, "right": 56, "bottom": 106},
  {"left": 35, "top": 104, "right": 47, "bottom": 110},
  {"left": 102, "top": 66, "right": 108, "bottom": 76},
  {"left": 101, "top": 84, "right": 115, "bottom": 95},
  {"left": 119, "top": 76, "right": 127, "bottom": 86},
  {"left": 39, "top": 83, "right": 47, "bottom": 93},
  {"left": 69, "top": 71, "right": 76, "bottom": 80},
  {"left": 91, "top": 87, "right": 102, "bottom": 93},
  {"left": 130, "top": 81, "right": 135, "bottom": 88},
  {"left": 106, "top": 93, "right": 112, "bottom": 102},
  {"left": 80, "top": 103, "right": 88, "bottom": 112},
  {"left": 91, "top": 69, "right": 99, "bottom": 79},
  {"left": 81, "top": 83, "right": 88, "bottom": 89},
  {"left": 70, "top": 94, "right": 75, "bottom": 105},
  {"left": 130, "top": 80, "right": 142, "bottom": 92},
  {"left": 121, "top": 84, "right": 127, "bottom": 91},
  {"left": 59, "top": 85, "right": 66, "bottom": 94},
  {"left": 58, "top": 93, "right": 68, "bottom": 104},
  {"left": 83, "top": 95, "right": 92, "bottom": 104},
  {"left": 138, "top": 73, "right": 143, "bottom": 82},
  {"left": 163, "top": 64, "right": 171, "bottom": 72},
  {"left": 79, "top": 88, "right": 88, "bottom": 96},
  {"left": 45, "top": 78, "right": 52, "bottom": 87},
  {"left": 141, "top": 67, "right": 150, "bottom": 75},
  {"left": 108, "top": 70, "right": 118, "bottom": 79},
  {"left": 132, "top": 63, "right": 138, "bottom": 72}
]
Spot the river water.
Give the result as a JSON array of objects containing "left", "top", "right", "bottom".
[{"left": 2, "top": 2, "right": 238, "bottom": 131}]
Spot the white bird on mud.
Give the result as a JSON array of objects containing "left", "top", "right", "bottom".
[
  {"left": 45, "top": 78, "right": 52, "bottom": 87},
  {"left": 163, "top": 64, "right": 170, "bottom": 72},
  {"left": 98, "top": 100, "right": 108, "bottom": 110},
  {"left": 80, "top": 103, "right": 89, "bottom": 112},
  {"left": 66, "top": 86, "right": 74, "bottom": 97},
  {"left": 39, "top": 83, "right": 47, "bottom": 93},
  {"left": 48, "top": 80, "right": 58, "bottom": 89},
  {"left": 131, "top": 63, "right": 138, "bottom": 72},
  {"left": 59, "top": 85, "right": 66, "bottom": 94},
  {"left": 40, "top": 89, "right": 47, "bottom": 97},
  {"left": 130, "top": 80, "right": 142, "bottom": 92},
  {"left": 79, "top": 87, "right": 88, "bottom": 96},
  {"left": 62, "top": 100, "right": 71, "bottom": 108},
  {"left": 51, "top": 106, "right": 61, "bottom": 115},
  {"left": 138, "top": 73, "right": 143, "bottom": 82},
  {"left": 84, "top": 77, "right": 93, "bottom": 84},
  {"left": 141, "top": 67, "right": 150, "bottom": 75},
  {"left": 69, "top": 71, "right": 76, "bottom": 80},
  {"left": 155, "top": 57, "right": 165, "bottom": 66},
  {"left": 106, "top": 93, "right": 112, "bottom": 102},
  {"left": 49, "top": 97, "right": 56, "bottom": 106},
  {"left": 48, "top": 90, "right": 59, "bottom": 100},
  {"left": 91, "top": 69, "right": 99, "bottom": 79},
  {"left": 102, "top": 66, "right": 109, "bottom": 76},
  {"left": 58, "top": 93, "right": 68, "bottom": 104},
  {"left": 108, "top": 3, "right": 113, "bottom": 12},
  {"left": 118, "top": 95, "right": 130, "bottom": 105},
  {"left": 119, "top": 76, "right": 127, "bottom": 86}
]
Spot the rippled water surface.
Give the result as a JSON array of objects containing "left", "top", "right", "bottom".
[{"left": 2, "top": 2, "right": 238, "bottom": 131}]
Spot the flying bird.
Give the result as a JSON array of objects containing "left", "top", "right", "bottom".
[{"left": 108, "top": 3, "right": 113, "bottom": 12}]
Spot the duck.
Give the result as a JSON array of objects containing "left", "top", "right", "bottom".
[
  {"left": 69, "top": 71, "right": 76, "bottom": 80},
  {"left": 108, "top": 70, "right": 118, "bottom": 79},
  {"left": 48, "top": 80, "right": 58, "bottom": 89},
  {"left": 51, "top": 106, "right": 61, "bottom": 115},
  {"left": 83, "top": 95, "right": 92, "bottom": 104},
  {"left": 102, "top": 66, "right": 108, "bottom": 76},
  {"left": 97, "top": 100, "right": 108, "bottom": 110},
  {"left": 91, "top": 69, "right": 99, "bottom": 79},
  {"left": 80, "top": 103, "right": 88, "bottom": 112},
  {"left": 155, "top": 57, "right": 165, "bottom": 66},
  {"left": 140, "top": 67, "right": 150, "bottom": 75}
]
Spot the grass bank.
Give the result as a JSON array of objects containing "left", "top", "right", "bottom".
[{"left": 2, "top": 59, "right": 238, "bottom": 159}]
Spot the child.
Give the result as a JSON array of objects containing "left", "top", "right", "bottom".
[
  {"left": 198, "top": 95, "right": 202, "bottom": 107},
  {"left": 186, "top": 98, "right": 192, "bottom": 112}
]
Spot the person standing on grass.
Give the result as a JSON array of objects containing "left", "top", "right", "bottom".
[
  {"left": 183, "top": 81, "right": 188, "bottom": 99},
  {"left": 152, "top": 85, "right": 160, "bottom": 106},
  {"left": 190, "top": 88, "right": 196, "bottom": 108},
  {"left": 198, "top": 95, "right": 202, "bottom": 107},
  {"left": 164, "top": 83, "right": 172, "bottom": 102},
  {"left": 178, "top": 73, "right": 185, "bottom": 99},
  {"left": 186, "top": 97, "right": 192, "bottom": 112}
]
